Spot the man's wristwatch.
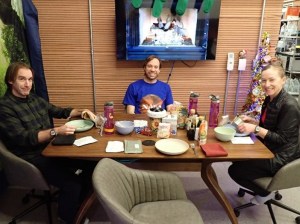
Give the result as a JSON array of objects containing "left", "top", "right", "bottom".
[
  {"left": 50, "top": 129, "right": 57, "bottom": 138},
  {"left": 254, "top": 126, "right": 261, "bottom": 134}
]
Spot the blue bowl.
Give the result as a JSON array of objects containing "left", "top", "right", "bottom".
[{"left": 115, "top": 121, "right": 134, "bottom": 135}]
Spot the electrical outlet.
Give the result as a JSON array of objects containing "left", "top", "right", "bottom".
[
  {"left": 238, "top": 58, "right": 247, "bottom": 71},
  {"left": 227, "top": 52, "right": 234, "bottom": 71}
]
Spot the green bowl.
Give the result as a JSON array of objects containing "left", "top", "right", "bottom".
[{"left": 214, "top": 126, "right": 236, "bottom": 142}]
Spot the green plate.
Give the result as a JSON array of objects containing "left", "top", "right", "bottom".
[{"left": 65, "top": 119, "right": 94, "bottom": 132}]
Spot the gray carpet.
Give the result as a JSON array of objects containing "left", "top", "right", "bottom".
[{"left": 0, "top": 162, "right": 299, "bottom": 224}]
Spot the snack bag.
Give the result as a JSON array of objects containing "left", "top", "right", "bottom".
[{"left": 157, "top": 123, "right": 171, "bottom": 139}]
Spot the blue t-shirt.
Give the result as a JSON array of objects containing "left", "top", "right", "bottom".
[{"left": 123, "top": 79, "right": 174, "bottom": 114}]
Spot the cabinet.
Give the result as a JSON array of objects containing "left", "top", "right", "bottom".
[{"left": 276, "top": 2, "right": 300, "bottom": 103}]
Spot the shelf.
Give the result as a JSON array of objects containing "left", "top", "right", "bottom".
[
  {"left": 281, "top": 18, "right": 300, "bottom": 22},
  {"left": 286, "top": 71, "right": 300, "bottom": 74},
  {"left": 278, "top": 1, "right": 300, "bottom": 81},
  {"left": 276, "top": 51, "right": 300, "bottom": 56},
  {"left": 279, "top": 35, "right": 300, "bottom": 38},
  {"left": 288, "top": 91, "right": 299, "bottom": 96}
]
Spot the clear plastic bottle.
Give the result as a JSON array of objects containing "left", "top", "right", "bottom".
[
  {"left": 104, "top": 102, "right": 114, "bottom": 135},
  {"left": 208, "top": 95, "right": 220, "bottom": 128}
]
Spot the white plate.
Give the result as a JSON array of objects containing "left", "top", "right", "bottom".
[
  {"left": 65, "top": 120, "right": 94, "bottom": 132},
  {"left": 155, "top": 139, "right": 189, "bottom": 155},
  {"left": 223, "top": 124, "right": 250, "bottom": 137}
]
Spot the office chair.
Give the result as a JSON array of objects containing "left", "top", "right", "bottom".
[
  {"left": 0, "top": 140, "right": 57, "bottom": 224},
  {"left": 234, "top": 157, "right": 300, "bottom": 224},
  {"left": 92, "top": 158, "right": 203, "bottom": 224}
]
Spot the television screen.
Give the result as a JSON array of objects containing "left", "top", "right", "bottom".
[{"left": 115, "top": 0, "right": 221, "bottom": 61}]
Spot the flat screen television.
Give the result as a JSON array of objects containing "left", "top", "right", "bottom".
[{"left": 115, "top": 0, "right": 221, "bottom": 61}]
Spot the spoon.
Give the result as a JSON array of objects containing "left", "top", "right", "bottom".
[{"left": 190, "top": 143, "right": 198, "bottom": 157}]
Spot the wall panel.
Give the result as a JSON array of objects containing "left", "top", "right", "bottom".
[{"left": 32, "top": 0, "right": 283, "bottom": 125}]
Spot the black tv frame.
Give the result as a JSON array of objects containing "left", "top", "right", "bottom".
[{"left": 115, "top": 0, "right": 220, "bottom": 61}]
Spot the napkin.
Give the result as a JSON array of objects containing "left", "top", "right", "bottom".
[
  {"left": 201, "top": 143, "right": 228, "bottom": 157},
  {"left": 105, "top": 141, "right": 124, "bottom": 152},
  {"left": 74, "top": 136, "right": 98, "bottom": 147},
  {"left": 231, "top": 137, "right": 254, "bottom": 144},
  {"left": 124, "top": 140, "right": 143, "bottom": 153}
]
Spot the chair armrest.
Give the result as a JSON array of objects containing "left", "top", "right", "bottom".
[{"left": 255, "top": 158, "right": 300, "bottom": 191}]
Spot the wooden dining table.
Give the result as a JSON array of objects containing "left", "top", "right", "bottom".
[{"left": 42, "top": 113, "right": 274, "bottom": 224}]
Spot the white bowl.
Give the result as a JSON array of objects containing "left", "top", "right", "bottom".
[
  {"left": 147, "top": 109, "right": 167, "bottom": 118},
  {"left": 115, "top": 121, "right": 134, "bottom": 135},
  {"left": 214, "top": 126, "right": 236, "bottom": 142}
]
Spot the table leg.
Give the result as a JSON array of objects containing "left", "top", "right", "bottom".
[
  {"left": 74, "top": 191, "right": 97, "bottom": 224},
  {"left": 201, "top": 161, "right": 238, "bottom": 224}
]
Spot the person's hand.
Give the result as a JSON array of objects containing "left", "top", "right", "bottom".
[
  {"left": 237, "top": 122, "right": 256, "bottom": 134},
  {"left": 239, "top": 115, "right": 258, "bottom": 125},
  {"left": 56, "top": 125, "right": 76, "bottom": 135}
]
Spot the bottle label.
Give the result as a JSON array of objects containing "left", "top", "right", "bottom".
[
  {"left": 104, "top": 128, "right": 114, "bottom": 134},
  {"left": 199, "top": 120, "right": 208, "bottom": 145}
]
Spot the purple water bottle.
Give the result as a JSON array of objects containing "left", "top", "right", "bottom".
[
  {"left": 208, "top": 95, "right": 220, "bottom": 128},
  {"left": 188, "top": 92, "right": 199, "bottom": 115},
  {"left": 104, "top": 101, "right": 114, "bottom": 135}
]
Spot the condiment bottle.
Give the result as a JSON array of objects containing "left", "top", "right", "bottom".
[
  {"left": 199, "top": 118, "right": 208, "bottom": 145},
  {"left": 208, "top": 95, "right": 220, "bottom": 128},
  {"left": 104, "top": 101, "right": 114, "bottom": 134}
]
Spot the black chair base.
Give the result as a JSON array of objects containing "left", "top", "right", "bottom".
[
  {"left": 234, "top": 188, "right": 300, "bottom": 224},
  {"left": 9, "top": 189, "right": 58, "bottom": 224}
]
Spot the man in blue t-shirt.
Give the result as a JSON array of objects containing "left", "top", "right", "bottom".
[{"left": 123, "top": 55, "right": 174, "bottom": 114}]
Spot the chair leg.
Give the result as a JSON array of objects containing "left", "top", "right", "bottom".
[
  {"left": 266, "top": 202, "right": 277, "bottom": 224},
  {"left": 269, "top": 199, "right": 300, "bottom": 215},
  {"left": 10, "top": 190, "right": 57, "bottom": 224},
  {"left": 11, "top": 198, "right": 47, "bottom": 223},
  {"left": 235, "top": 188, "right": 299, "bottom": 223},
  {"left": 234, "top": 202, "right": 256, "bottom": 217},
  {"left": 264, "top": 199, "right": 300, "bottom": 224},
  {"left": 44, "top": 191, "right": 53, "bottom": 224}
]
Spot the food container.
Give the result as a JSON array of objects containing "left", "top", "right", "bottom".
[
  {"left": 162, "top": 114, "right": 177, "bottom": 135},
  {"left": 147, "top": 108, "right": 167, "bottom": 133}
]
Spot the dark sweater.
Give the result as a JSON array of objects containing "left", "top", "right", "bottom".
[{"left": 0, "top": 91, "right": 72, "bottom": 160}]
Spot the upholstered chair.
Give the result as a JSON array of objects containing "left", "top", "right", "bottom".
[{"left": 92, "top": 158, "right": 203, "bottom": 224}]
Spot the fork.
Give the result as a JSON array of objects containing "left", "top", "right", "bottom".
[{"left": 190, "top": 143, "right": 198, "bottom": 157}]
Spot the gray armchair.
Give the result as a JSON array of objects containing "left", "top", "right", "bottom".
[
  {"left": 0, "top": 140, "right": 56, "bottom": 224},
  {"left": 234, "top": 157, "right": 300, "bottom": 224},
  {"left": 92, "top": 158, "right": 203, "bottom": 224}
]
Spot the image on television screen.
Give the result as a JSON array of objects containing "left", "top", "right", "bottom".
[{"left": 115, "top": 0, "right": 221, "bottom": 61}]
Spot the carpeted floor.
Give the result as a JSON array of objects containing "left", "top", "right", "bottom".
[{"left": 0, "top": 162, "right": 299, "bottom": 224}]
